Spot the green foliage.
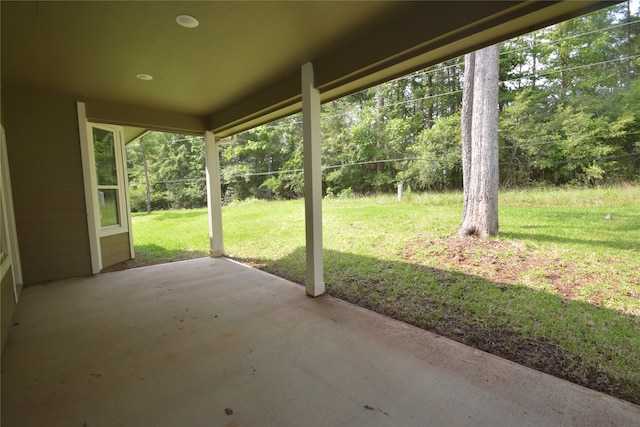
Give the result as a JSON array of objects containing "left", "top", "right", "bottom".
[
  {"left": 156, "top": 136, "right": 206, "bottom": 209},
  {"left": 127, "top": 132, "right": 206, "bottom": 211},
  {"left": 129, "top": 184, "right": 169, "bottom": 211},
  {"left": 400, "top": 114, "right": 462, "bottom": 190},
  {"left": 325, "top": 186, "right": 355, "bottom": 200},
  {"left": 495, "top": 1, "right": 640, "bottom": 188},
  {"left": 220, "top": 115, "right": 303, "bottom": 202}
]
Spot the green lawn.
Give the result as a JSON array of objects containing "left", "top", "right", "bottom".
[
  {"left": 131, "top": 209, "right": 210, "bottom": 263},
  {"left": 131, "top": 185, "right": 640, "bottom": 404}
]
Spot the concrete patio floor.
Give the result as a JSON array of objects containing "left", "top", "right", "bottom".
[{"left": 2, "top": 257, "right": 639, "bottom": 426}]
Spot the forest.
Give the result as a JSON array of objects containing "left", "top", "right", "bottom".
[{"left": 127, "top": 2, "right": 640, "bottom": 211}]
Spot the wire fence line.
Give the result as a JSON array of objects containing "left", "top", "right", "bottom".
[
  {"left": 257, "top": 60, "right": 640, "bottom": 130},
  {"left": 130, "top": 150, "right": 639, "bottom": 186},
  {"left": 499, "top": 18, "right": 640, "bottom": 57},
  {"left": 392, "top": 18, "right": 640, "bottom": 81}
]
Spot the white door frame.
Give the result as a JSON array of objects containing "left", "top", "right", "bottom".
[{"left": 77, "top": 102, "right": 134, "bottom": 273}]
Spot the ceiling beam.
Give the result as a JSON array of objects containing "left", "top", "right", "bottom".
[{"left": 85, "top": 101, "right": 206, "bottom": 135}]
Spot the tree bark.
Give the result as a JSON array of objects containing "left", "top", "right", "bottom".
[
  {"left": 376, "top": 85, "right": 384, "bottom": 174},
  {"left": 426, "top": 72, "right": 434, "bottom": 129},
  {"left": 140, "top": 136, "right": 152, "bottom": 215},
  {"left": 531, "top": 34, "right": 537, "bottom": 89},
  {"left": 459, "top": 44, "right": 500, "bottom": 239},
  {"left": 626, "top": 0, "right": 632, "bottom": 83},
  {"left": 460, "top": 52, "right": 475, "bottom": 223}
]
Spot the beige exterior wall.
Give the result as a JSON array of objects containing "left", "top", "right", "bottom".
[
  {"left": 2, "top": 85, "right": 92, "bottom": 284},
  {"left": 100, "top": 232, "right": 131, "bottom": 269}
]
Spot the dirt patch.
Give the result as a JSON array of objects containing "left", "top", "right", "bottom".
[{"left": 402, "top": 234, "right": 598, "bottom": 300}]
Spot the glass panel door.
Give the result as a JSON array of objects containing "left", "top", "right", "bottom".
[
  {"left": 91, "top": 126, "right": 122, "bottom": 229},
  {"left": 79, "top": 105, "right": 134, "bottom": 272}
]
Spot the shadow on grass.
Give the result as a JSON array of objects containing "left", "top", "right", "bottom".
[
  {"left": 135, "top": 244, "right": 208, "bottom": 263},
  {"left": 102, "top": 244, "right": 208, "bottom": 272},
  {"left": 132, "top": 210, "right": 206, "bottom": 221},
  {"left": 500, "top": 209, "right": 640, "bottom": 251},
  {"left": 232, "top": 246, "right": 640, "bottom": 405}
]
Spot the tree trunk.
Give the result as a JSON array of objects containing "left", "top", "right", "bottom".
[
  {"left": 626, "top": 0, "right": 632, "bottom": 83},
  {"left": 376, "top": 85, "right": 384, "bottom": 174},
  {"left": 460, "top": 52, "right": 474, "bottom": 222},
  {"left": 140, "top": 136, "right": 152, "bottom": 215},
  {"left": 531, "top": 34, "right": 537, "bottom": 89},
  {"left": 558, "top": 24, "right": 568, "bottom": 97},
  {"left": 459, "top": 44, "right": 500, "bottom": 239},
  {"left": 426, "top": 73, "right": 434, "bottom": 129}
]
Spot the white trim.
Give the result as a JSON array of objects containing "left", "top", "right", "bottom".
[
  {"left": 88, "top": 123, "right": 130, "bottom": 236},
  {"left": 79, "top": 105, "right": 135, "bottom": 271},
  {"left": 1, "top": 125, "right": 23, "bottom": 301},
  {"left": 90, "top": 123, "right": 129, "bottom": 235},
  {"left": 119, "top": 128, "right": 135, "bottom": 259},
  {"left": 301, "top": 62, "right": 325, "bottom": 297},
  {"left": 204, "top": 131, "right": 225, "bottom": 257},
  {"left": 78, "top": 102, "right": 102, "bottom": 273}
]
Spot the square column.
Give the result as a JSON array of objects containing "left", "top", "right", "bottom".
[
  {"left": 204, "top": 131, "right": 225, "bottom": 257},
  {"left": 301, "top": 62, "right": 325, "bottom": 297}
]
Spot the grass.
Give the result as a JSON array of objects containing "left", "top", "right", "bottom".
[
  {"left": 130, "top": 185, "right": 640, "bottom": 404},
  {"left": 131, "top": 209, "right": 209, "bottom": 263}
]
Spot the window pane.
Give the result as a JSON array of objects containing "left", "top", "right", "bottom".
[
  {"left": 93, "top": 128, "right": 118, "bottom": 186},
  {"left": 98, "top": 189, "right": 120, "bottom": 227}
]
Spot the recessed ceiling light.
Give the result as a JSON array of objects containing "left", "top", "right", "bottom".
[
  {"left": 136, "top": 73, "right": 154, "bottom": 81},
  {"left": 176, "top": 14, "right": 199, "bottom": 28}
]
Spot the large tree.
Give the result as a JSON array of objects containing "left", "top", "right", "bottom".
[{"left": 459, "top": 44, "right": 501, "bottom": 239}]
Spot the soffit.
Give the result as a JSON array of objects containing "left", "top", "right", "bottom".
[
  {"left": 1, "top": 1, "right": 395, "bottom": 120},
  {"left": 1, "top": 1, "right": 610, "bottom": 137}
]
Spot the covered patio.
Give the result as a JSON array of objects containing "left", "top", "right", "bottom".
[
  {"left": 1, "top": 0, "right": 614, "bottom": 295},
  {"left": 2, "top": 257, "right": 639, "bottom": 426},
  {"left": 3, "top": 1, "right": 639, "bottom": 424}
]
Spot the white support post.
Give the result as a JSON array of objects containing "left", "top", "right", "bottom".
[
  {"left": 204, "top": 131, "right": 225, "bottom": 257},
  {"left": 301, "top": 62, "right": 325, "bottom": 297}
]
